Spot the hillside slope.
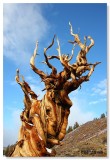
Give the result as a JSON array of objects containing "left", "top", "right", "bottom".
[{"left": 54, "top": 117, "right": 107, "bottom": 157}]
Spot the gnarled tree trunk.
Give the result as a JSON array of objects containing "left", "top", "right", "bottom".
[{"left": 11, "top": 22, "right": 100, "bottom": 157}]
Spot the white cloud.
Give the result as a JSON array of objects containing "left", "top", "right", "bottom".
[
  {"left": 100, "top": 89, "right": 107, "bottom": 95},
  {"left": 68, "top": 97, "right": 95, "bottom": 126},
  {"left": 100, "top": 98, "right": 107, "bottom": 102},
  {"left": 89, "top": 100, "right": 99, "bottom": 105},
  {"left": 3, "top": 4, "right": 50, "bottom": 65},
  {"left": 26, "top": 76, "right": 38, "bottom": 84},
  {"left": 97, "top": 79, "right": 107, "bottom": 89},
  {"left": 89, "top": 98, "right": 107, "bottom": 105},
  {"left": 89, "top": 78, "right": 107, "bottom": 106},
  {"left": 92, "top": 78, "right": 107, "bottom": 96}
]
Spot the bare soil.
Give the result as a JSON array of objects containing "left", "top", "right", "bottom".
[{"left": 54, "top": 117, "right": 107, "bottom": 157}]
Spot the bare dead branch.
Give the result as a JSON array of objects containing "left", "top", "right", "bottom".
[
  {"left": 67, "top": 46, "right": 74, "bottom": 62},
  {"left": 48, "top": 55, "right": 60, "bottom": 60},
  {"left": 86, "top": 36, "right": 95, "bottom": 53},
  {"left": 69, "top": 22, "right": 86, "bottom": 50},
  {"left": 30, "top": 41, "right": 46, "bottom": 79},
  {"left": 57, "top": 38, "right": 71, "bottom": 70},
  {"left": 44, "top": 35, "right": 57, "bottom": 75},
  {"left": 87, "top": 62, "right": 101, "bottom": 79}
]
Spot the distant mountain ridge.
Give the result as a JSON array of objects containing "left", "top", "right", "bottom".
[{"left": 54, "top": 117, "right": 107, "bottom": 157}]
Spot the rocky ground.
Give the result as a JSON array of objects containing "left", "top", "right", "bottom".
[{"left": 54, "top": 117, "right": 107, "bottom": 157}]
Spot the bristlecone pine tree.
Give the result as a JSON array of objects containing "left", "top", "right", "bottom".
[
  {"left": 100, "top": 113, "right": 106, "bottom": 119},
  {"left": 66, "top": 126, "right": 73, "bottom": 134},
  {"left": 73, "top": 122, "right": 80, "bottom": 130},
  {"left": 11, "top": 22, "right": 101, "bottom": 157}
]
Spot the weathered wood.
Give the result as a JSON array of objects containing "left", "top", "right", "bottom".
[{"left": 11, "top": 22, "right": 100, "bottom": 157}]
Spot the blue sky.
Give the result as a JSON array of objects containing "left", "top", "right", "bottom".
[{"left": 3, "top": 3, "right": 107, "bottom": 147}]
